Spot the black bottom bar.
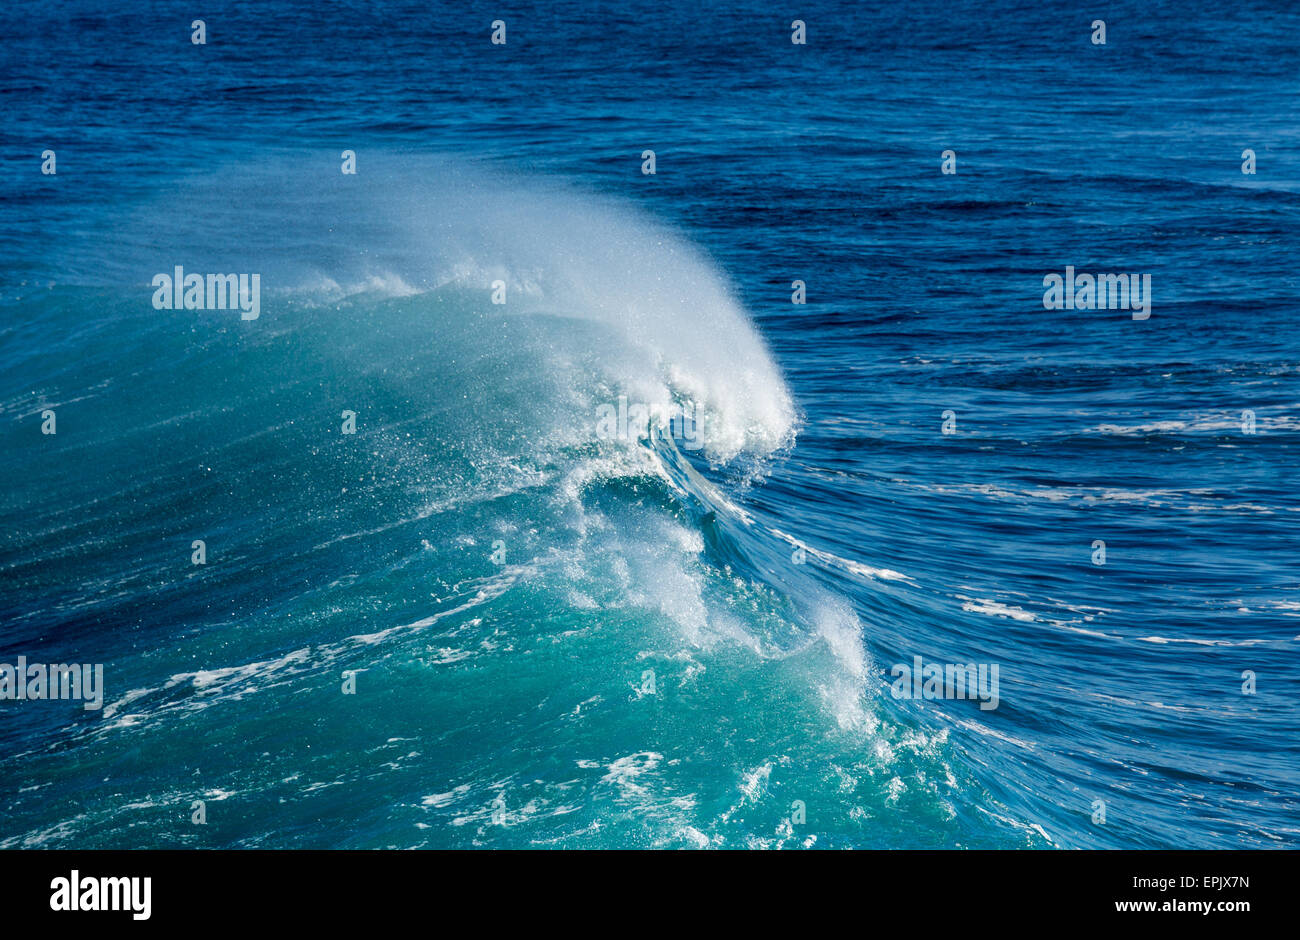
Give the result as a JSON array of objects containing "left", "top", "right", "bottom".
[{"left": 0, "top": 849, "right": 1288, "bottom": 926}]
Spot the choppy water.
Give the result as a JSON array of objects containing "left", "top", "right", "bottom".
[{"left": 1, "top": 0, "right": 1298, "bottom": 848}]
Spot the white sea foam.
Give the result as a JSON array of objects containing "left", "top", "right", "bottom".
[{"left": 110, "top": 153, "right": 797, "bottom": 465}]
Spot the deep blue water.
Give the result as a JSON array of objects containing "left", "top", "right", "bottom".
[{"left": 1, "top": 0, "right": 1297, "bottom": 848}]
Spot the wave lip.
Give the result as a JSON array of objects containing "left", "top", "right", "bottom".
[{"left": 85, "top": 152, "right": 797, "bottom": 465}]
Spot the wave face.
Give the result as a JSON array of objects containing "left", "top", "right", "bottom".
[{"left": 0, "top": 155, "right": 1003, "bottom": 848}]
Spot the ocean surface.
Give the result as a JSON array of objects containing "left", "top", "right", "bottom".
[{"left": 1, "top": 0, "right": 1297, "bottom": 849}]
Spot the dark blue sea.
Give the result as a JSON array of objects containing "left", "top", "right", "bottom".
[{"left": 1, "top": 0, "right": 1297, "bottom": 849}]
